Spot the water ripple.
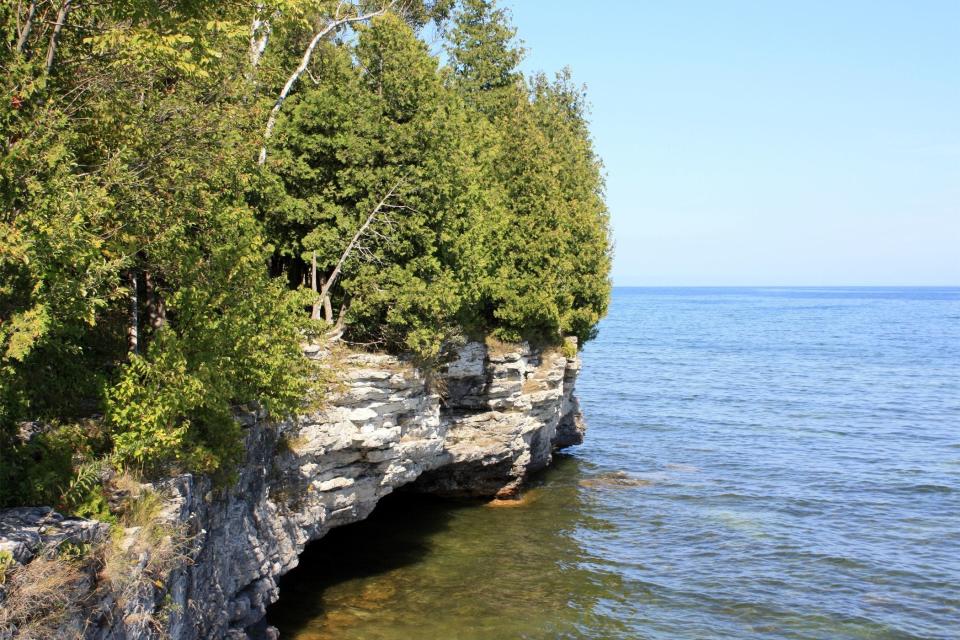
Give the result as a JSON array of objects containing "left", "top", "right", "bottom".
[{"left": 575, "top": 287, "right": 960, "bottom": 639}]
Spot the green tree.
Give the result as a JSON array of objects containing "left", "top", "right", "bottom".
[
  {"left": 1, "top": 0, "right": 314, "bottom": 498},
  {"left": 445, "top": 0, "right": 525, "bottom": 121},
  {"left": 443, "top": 0, "right": 610, "bottom": 346},
  {"left": 266, "top": 14, "right": 489, "bottom": 361},
  {"left": 484, "top": 71, "right": 610, "bottom": 346}
]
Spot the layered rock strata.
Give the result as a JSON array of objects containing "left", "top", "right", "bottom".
[{"left": 0, "top": 340, "right": 585, "bottom": 640}]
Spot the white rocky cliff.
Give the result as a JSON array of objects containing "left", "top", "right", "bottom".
[{"left": 0, "top": 340, "right": 586, "bottom": 640}]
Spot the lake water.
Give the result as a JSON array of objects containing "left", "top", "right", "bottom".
[{"left": 268, "top": 287, "right": 960, "bottom": 639}]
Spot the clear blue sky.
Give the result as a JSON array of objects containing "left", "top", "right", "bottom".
[{"left": 502, "top": 1, "right": 959, "bottom": 286}]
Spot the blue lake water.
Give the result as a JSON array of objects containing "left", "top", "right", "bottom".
[{"left": 270, "top": 287, "right": 960, "bottom": 639}]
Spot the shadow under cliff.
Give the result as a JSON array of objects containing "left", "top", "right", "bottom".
[
  {"left": 265, "top": 492, "right": 464, "bottom": 636},
  {"left": 263, "top": 455, "right": 626, "bottom": 640}
]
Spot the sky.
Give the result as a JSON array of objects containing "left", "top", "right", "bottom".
[{"left": 500, "top": 1, "right": 960, "bottom": 286}]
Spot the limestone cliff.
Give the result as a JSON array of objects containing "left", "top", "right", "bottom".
[{"left": 0, "top": 340, "right": 586, "bottom": 640}]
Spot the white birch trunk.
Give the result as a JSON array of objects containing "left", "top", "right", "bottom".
[{"left": 257, "top": 3, "right": 393, "bottom": 165}]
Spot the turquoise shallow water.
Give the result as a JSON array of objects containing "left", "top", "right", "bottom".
[{"left": 269, "top": 287, "right": 960, "bottom": 639}]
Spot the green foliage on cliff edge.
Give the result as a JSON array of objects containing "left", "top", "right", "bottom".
[
  {"left": 268, "top": 1, "right": 610, "bottom": 352},
  {"left": 0, "top": 0, "right": 610, "bottom": 508}
]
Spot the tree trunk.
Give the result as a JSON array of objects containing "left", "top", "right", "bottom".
[
  {"left": 325, "top": 300, "right": 350, "bottom": 342},
  {"left": 45, "top": 0, "right": 73, "bottom": 73},
  {"left": 247, "top": 3, "right": 272, "bottom": 82},
  {"left": 127, "top": 271, "right": 139, "bottom": 355},
  {"left": 322, "top": 277, "right": 333, "bottom": 323},
  {"left": 144, "top": 271, "right": 166, "bottom": 331},
  {"left": 16, "top": 1, "right": 38, "bottom": 54},
  {"left": 311, "top": 251, "right": 320, "bottom": 320}
]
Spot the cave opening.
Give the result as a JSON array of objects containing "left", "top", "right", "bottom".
[
  {"left": 264, "top": 491, "right": 462, "bottom": 637},
  {"left": 263, "top": 456, "right": 585, "bottom": 640}
]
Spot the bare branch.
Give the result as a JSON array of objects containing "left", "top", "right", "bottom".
[
  {"left": 257, "top": 2, "right": 394, "bottom": 165},
  {"left": 317, "top": 179, "right": 402, "bottom": 306}
]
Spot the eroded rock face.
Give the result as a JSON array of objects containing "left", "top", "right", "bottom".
[
  {"left": 414, "top": 341, "right": 580, "bottom": 498},
  {"left": 0, "top": 341, "right": 585, "bottom": 640}
]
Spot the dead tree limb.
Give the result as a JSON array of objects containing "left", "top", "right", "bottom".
[
  {"left": 316, "top": 180, "right": 401, "bottom": 308},
  {"left": 257, "top": 2, "right": 393, "bottom": 165}
]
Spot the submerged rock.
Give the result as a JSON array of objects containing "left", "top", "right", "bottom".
[
  {"left": 578, "top": 471, "right": 654, "bottom": 489},
  {"left": 483, "top": 488, "right": 543, "bottom": 508}
]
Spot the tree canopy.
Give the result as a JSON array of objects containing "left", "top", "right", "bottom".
[{"left": 0, "top": 0, "right": 611, "bottom": 509}]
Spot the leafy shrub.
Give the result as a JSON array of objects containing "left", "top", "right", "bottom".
[{"left": 0, "top": 421, "right": 110, "bottom": 510}]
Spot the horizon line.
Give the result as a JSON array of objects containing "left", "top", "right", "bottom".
[{"left": 611, "top": 284, "right": 960, "bottom": 288}]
